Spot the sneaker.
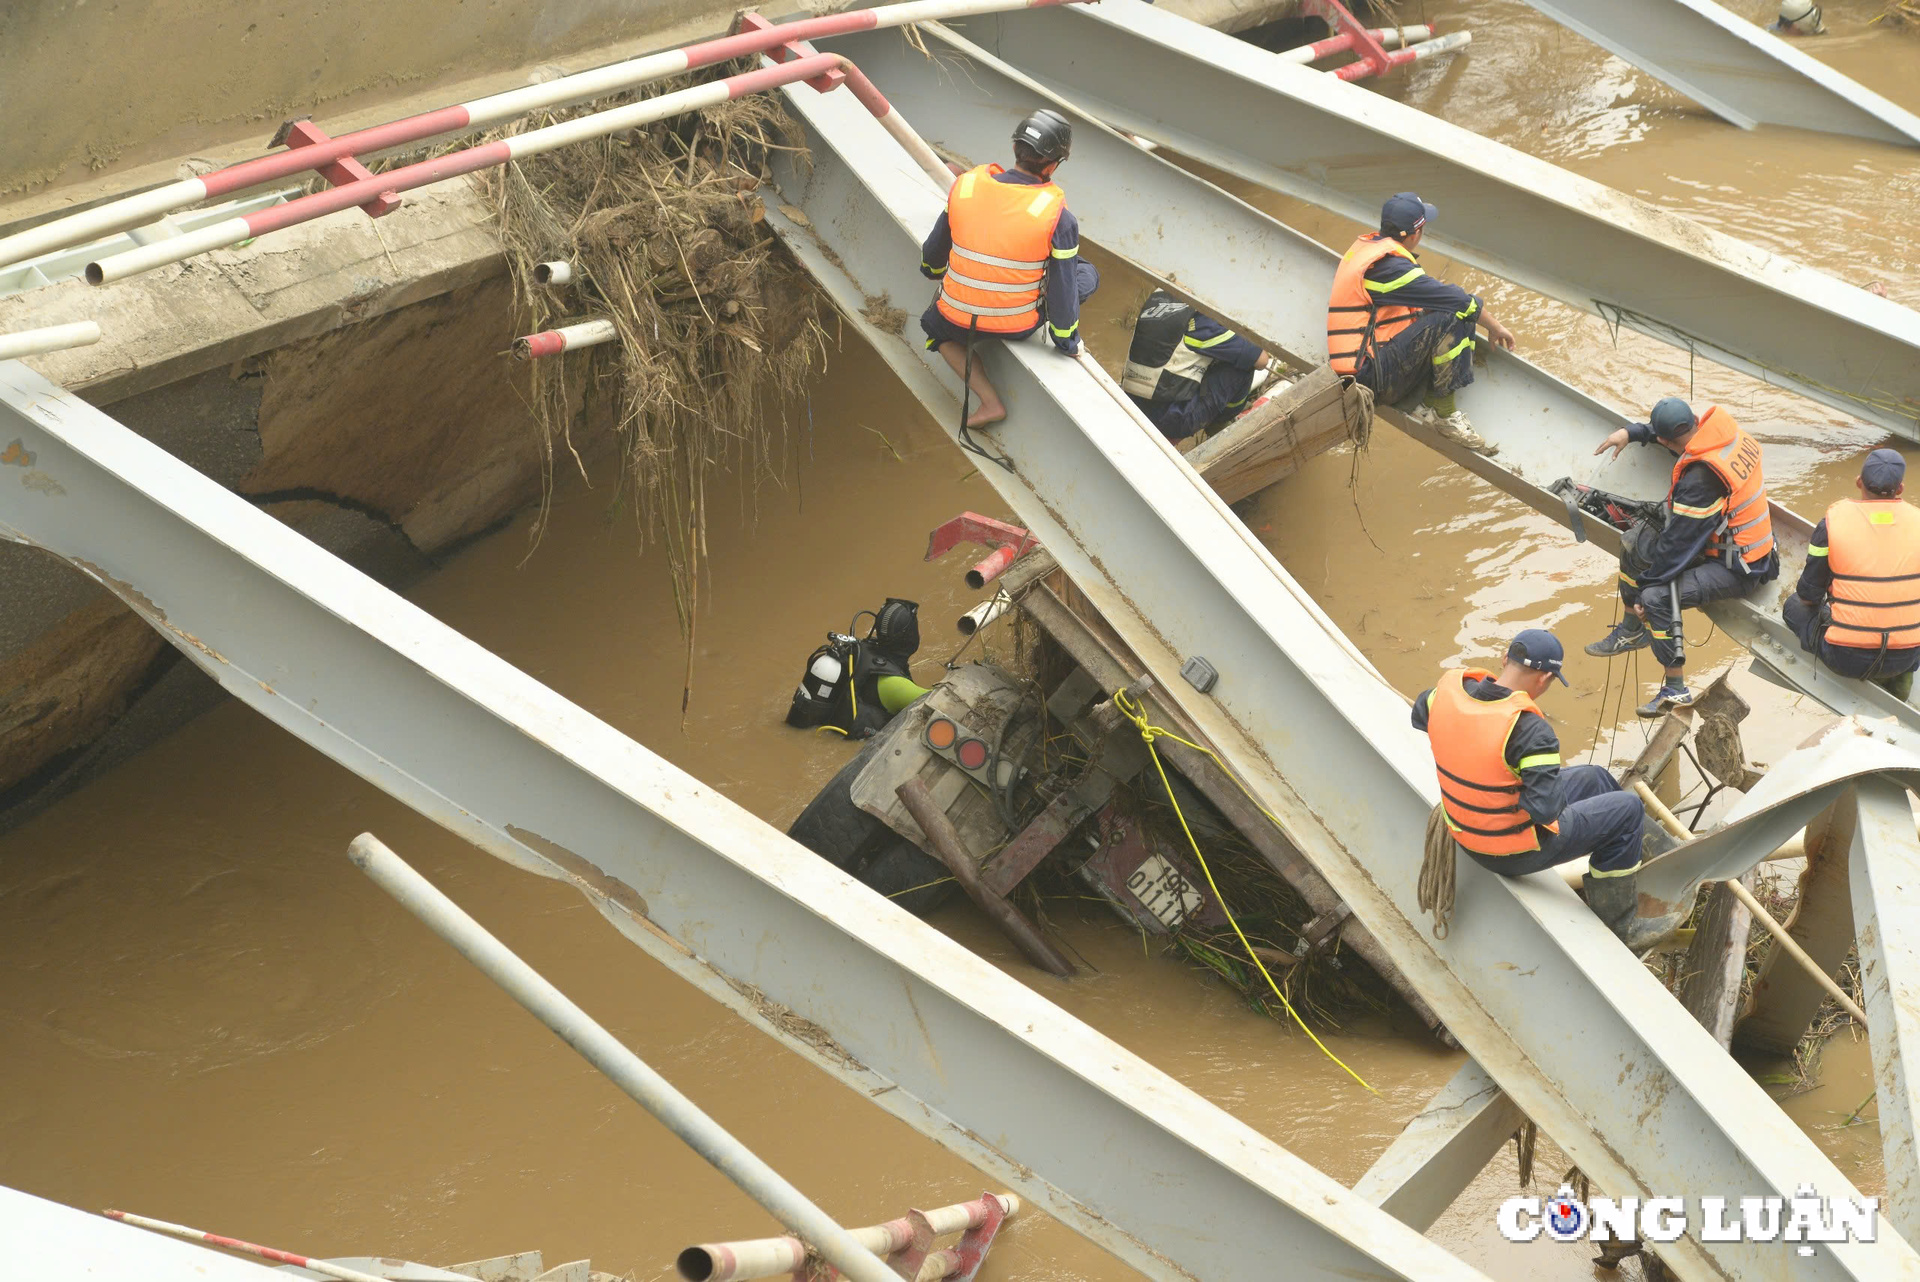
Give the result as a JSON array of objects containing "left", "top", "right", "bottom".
[
  {"left": 1585, "top": 618, "right": 1651, "bottom": 657},
  {"left": 1411, "top": 405, "right": 1498, "bottom": 456},
  {"left": 1637, "top": 681, "right": 1695, "bottom": 719}
]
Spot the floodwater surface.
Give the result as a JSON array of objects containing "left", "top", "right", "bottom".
[{"left": 3, "top": 5, "right": 1919, "bottom": 1280}]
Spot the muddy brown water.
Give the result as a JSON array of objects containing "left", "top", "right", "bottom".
[{"left": 3, "top": 5, "right": 1919, "bottom": 1279}]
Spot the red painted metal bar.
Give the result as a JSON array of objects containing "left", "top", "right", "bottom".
[
  {"left": 1332, "top": 30, "right": 1473, "bottom": 81},
  {"left": 1299, "top": 0, "right": 1392, "bottom": 75}
]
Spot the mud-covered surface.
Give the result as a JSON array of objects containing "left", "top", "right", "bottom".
[{"left": 0, "top": 0, "right": 757, "bottom": 198}]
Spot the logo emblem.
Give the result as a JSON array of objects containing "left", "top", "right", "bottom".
[{"left": 1544, "top": 1187, "right": 1588, "bottom": 1242}]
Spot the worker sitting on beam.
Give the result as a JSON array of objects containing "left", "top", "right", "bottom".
[
  {"left": 1587, "top": 397, "right": 1778, "bottom": 717},
  {"left": 918, "top": 109, "right": 1099, "bottom": 429},
  {"left": 1414, "top": 629, "right": 1648, "bottom": 945},
  {"left": 1120, "top": 288, "right": 1275, "bottom": 443},
  {"left": 1783, "top": 448, "right": 1920, "bottom": 702},
  {"left": 1326, "top": 192, "right": 1515, "bottom": 457}
]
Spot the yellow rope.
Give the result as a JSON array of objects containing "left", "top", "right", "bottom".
[{"left": 1112, "top": 688, "right": 1378, "bottom": 1096}]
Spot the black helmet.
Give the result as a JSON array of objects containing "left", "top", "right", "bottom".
[
  {"left": 870, "top": 598, "right": 921, "bottom": 658},
  {"left": 1012, "top": 109, "right": 1073, "bottom": 166}
]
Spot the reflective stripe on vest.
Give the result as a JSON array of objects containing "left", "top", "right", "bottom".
[
  {"left": 1121, "top": 290, "right": 1213, "bottom": 403},
  {"left": 1670, "top": 406, "right": 1774, "bottom": 567},
  {"left": 1428, "top": 669, "right": 1557, "bottom": 856},
  {"left": 1824, "top": 498, "right": 1920, "bottom": 650},
  {"left": 936, "top": 165, "right": 1065, "bottom": 335},
  {"left": 1326, "top": 234, "right": 1419, "bottom": 376}
]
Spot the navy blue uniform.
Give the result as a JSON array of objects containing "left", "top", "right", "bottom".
[
  {"left": 918, "top": 168, "right": 1098, "bottom": 355},
  {"left": 1133, "top": 312, "right": 1265, "bottom": 440},
  {"left": 1352, "top": 240, "right": 1483, "bottom": 405},
  {"left": 1413, "top": 677, "right": 1643, "bottom": 875},
  {"left": 1618, "top": 423, "right": 1778, "bottom": 670},
  {"left": 1783, "top": 517, "right": 1920, "bottom": 682}
]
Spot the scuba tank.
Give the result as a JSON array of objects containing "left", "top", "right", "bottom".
[{"left": 785, "top": 600, "right": 926, "bottom": 738}]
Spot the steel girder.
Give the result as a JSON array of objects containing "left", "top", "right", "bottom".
[
  {"left": 765, "top": 74, "right": 1918, "bottom": 1279},
  {"left": 1849, "top": 776, "right": 1920, "bottom": 1240},
  {"left": 1516, "top": 0, "right": 1920, "bottom": 145},
  {"left": 822, "top": 23, "right": 1920, "bottom": 737},
  {"left": 1352, "top": 1061, "right": 1525, "bottom": 1231},
  {"left": 939, "top": 0, "right": 1920, "bottom": 439},
  {"left": 0, "top": 360, "right": 1493, "bottom": 1282},
  {"left": 0, "top": 1186, "right": 286, "bottom": 1281}
]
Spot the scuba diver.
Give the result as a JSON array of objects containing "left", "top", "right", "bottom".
[{"left": 786, "top": 598, "right": 930, "bottom": 738}]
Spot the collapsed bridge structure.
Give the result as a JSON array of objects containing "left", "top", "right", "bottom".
[{"left": 8, "top": 0, "right": 1920, "bottom": 1278}]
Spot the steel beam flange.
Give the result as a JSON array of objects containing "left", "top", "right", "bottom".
[
  {"left": 1516, "top": 0, "right": 1920, "bottom": 145},
  {"left": 1850, "top": 775, "right": 1920, "bottom": 1240},
  {"left": 767, "top": 79, "right": 1919, "bottom": 1279}
]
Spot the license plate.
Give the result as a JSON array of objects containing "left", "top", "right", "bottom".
[{"left": 1125, "top": 853, "right": 1203, "bottom": 931}]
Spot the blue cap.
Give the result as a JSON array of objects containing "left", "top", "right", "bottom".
[
  {"left": 1381, "top": 192, "right": 1436, "bottom": 238},
  {"left": 1508, "top": 629, "right": 1569, "bottom": 685},
  {"left": 1863, "top": 448, "right": 1907, "bottom": 495},
  {"left": 1646, "top": 396, "right": 1697, "bottom": 440}
]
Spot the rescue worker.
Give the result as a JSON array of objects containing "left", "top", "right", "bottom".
[
  {"left": 1326, "top": 192, "right": 1517, "bottom": 457},
  {"left": 1121, "top": 288, "right": 1276, "bottom": 442},
  {"left": 1413, "top": 629, "right": 1648, "bottom": 944},
  {"left": 785, "top": 599, "right": 930, "bottom": 738},
  {"left": 1587, "top": 397, "right": 1778, "bottom": 717},
  {"left": 919, "top": 109, "right": 1100, "bottom": 428},
  {"left": 1772, "top": 0, "right": 1826, "bottom": 35},
  {"left": 1783, "top": 448, "right": 1920, "bottom": 701}
]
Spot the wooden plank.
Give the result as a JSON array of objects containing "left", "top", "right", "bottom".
[{"left": 1681, "top": 873, "right": 1757, "bottom": 1048}]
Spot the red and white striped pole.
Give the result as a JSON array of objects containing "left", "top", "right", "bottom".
[
  {"left": 513, "top": 318, "right": 618, "bottom": 359},
  {"left": 0, "top": 0, "right": 1085, "bottom": 270},
  {"left": 87, "top": 54, "right": 950, "bottom": 286},
  {"left": 1333, "top": 30, "right": 1472, "bottom": 81},
  {"left": 103, "top": 1210, "right": 393, "bottom": 1282},
  {"left": 1273, "top": 25, "right": 1433, "bottom": 65}
]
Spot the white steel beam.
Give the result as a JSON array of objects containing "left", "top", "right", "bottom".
[
  {"left": 1352, "top": 1061, "right": 1525, "bottom": 1231},
  {"left": 1518, "top": 0, "right": 1920, "bottom": 145},
  {"left": 947, "top": 0, "right": 1920, "bottom": 439},
  {"left": 765, "top": 72, "right": 1919, "bottom": 1279},
  {"left": 823, "top": 22, "right": 1920, "bottom": 736},
  {"left": 0, "top": 356, "right": 1490, "bottom": 1282},
  {"left": 1848, "top": 776, "right": 1920, "bottom": 1240},
  {"left": 0, "top": 1186, "right": 286, "bottom": 1282}
]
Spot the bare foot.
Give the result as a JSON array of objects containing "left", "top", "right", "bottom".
[{"left": 966, "top": 401, "right": 1007, "bottom": 429}]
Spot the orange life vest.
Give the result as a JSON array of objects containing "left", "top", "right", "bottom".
[
  {"left": 1670, "top": 406, "right": 1774, "bottom": 568},
  {"left": 934, "top": 164, "right": 1066, "bottom": 336},
  {"left": 1326, "top": 234, "right": 1420, "bottom": 376},
  {"left": 1428, "top": 669, "right": 1558, "bottom": 857},
  {"left": 1823, "top": 498, "right": 1920, "bottom": 650}
]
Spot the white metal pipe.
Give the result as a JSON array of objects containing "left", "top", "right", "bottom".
[
  {"left": 87, "top": 217, "right": 250, "bottom": 285},
  {"left": 345, "top": 833, "right": 897, "bottom": 1282},
  {"left": 1273, "top": 24, "right": 1433, "bottom": 64},
  {"left": 103, "top": 1211, "right": 395, "bottom": 1282},
  {"left": 0, "top": 321, "right": 102, "bottom": 361},
  {"left": 533, "top": 260, "right": 575, "bottom": 286},
  {"left": 0, "top": 180, "right": 206, "bottom": 274},
  {"left": 680, "top": 1195, "right": 1019, "bottom": 1282},
  {"left": 513, "top": 318, "right": 619, "bottom": 360},
  {"left": 957, "top": 590, "right": 1011, "bottom": 635}
]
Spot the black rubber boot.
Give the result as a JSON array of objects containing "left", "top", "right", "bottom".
[
  {"left": 1875, "top": 669, "right": 1915, "bottom": 703},
  {"left": 1582, "top": 869, "right": 1639, "bottom": 946}
]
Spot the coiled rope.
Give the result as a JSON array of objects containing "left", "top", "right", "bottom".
[
  {"left": 1112, "top": 687, "right": 1377, "bottom": 1096},
  {"left": 1419, "top": 803, "right": 1457, "bottom": 939}
]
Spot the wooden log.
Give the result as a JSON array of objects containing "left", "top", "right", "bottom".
[
  {"left": 897, "top": 778, "right": 1076, "bottom": 978},
  {"left": 1182, "top": 364, "right": 1360, "bottom": 505},
  {"left": 1680, "top": 876, "right": 1756, "bottom": 1048},
  {"left": 1733, "top": 792, "right": 1861, "bottom": 1056}
]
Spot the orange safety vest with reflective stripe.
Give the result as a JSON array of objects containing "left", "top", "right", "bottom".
[
  {"left": 1670, "top": 406, "right": 1774, "bottom": 568},
  {"left": 1326, "top": 234, "right": 1420, "bottom": 376},
  {"left": 1428, "top": 669, "right": 1559, "bottom": 856},
  {"left": 934, "top": 165, "right": 1066, "bottom": 336},
  {"left": 1823, "top": 498, "right": 1920, "bottom": 650}
]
